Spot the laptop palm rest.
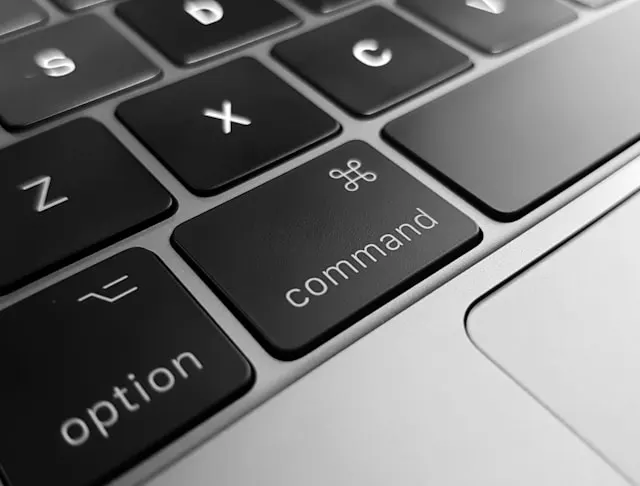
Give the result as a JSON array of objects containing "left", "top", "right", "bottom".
[{"left": 468, "top": 191, "right": 640, "bottom": 485}]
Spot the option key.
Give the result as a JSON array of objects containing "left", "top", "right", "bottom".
[{"left": 0, "top": 249, "right": 253, "bottom": 486}]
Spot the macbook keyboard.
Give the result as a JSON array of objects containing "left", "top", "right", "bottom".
[{"left": 0, "top": 0, "right": 634, "bottom": 485}]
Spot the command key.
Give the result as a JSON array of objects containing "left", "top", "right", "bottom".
[{"left": 173, "top": 142, "right": 482, "bottom": 359}]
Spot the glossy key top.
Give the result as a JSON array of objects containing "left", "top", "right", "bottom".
[
  {"left": 0, "top": 0, "right": 47, "bottom": 39},
  {"left": 293, "top": 0, "right": 364, "bottom": 14},
  {"left": 118, "top": 58, "right": 339, "bottom": 195},
  {"left": 385, "top": 0, "right": 640, "bottom": 221},
  {"left": 53, "top": 0, "right": 111, "bottom": 11},
  {"left": 117, "top": 0, "right": 299, "bottom": 66},
  {"left": 274, "top": 6, "right": 471, "bottom": 116},
  {"left": 399, "top": 0, "right": 576, "bottom": 54},
  {"left": 173, "top": 142, "right": 481, "bottom": 359},
  {"left": 0, "top": 248, "right": 253, "bottom": 486},
  {"left": 0, "top": 16, "right": 159, "bottom": 129},
  {"left": 0, "top": 119, "right": 174, "bottom": 294}
]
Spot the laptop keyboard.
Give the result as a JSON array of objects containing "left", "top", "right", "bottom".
[
  {"left": 0, "top": 15, "right": 159, "bottom": 128},
  {"left": 0, "top": 0, "right": 628, "bottom": 485},
  {"left": 0, "top": 0, "right": 48, "bottom": 38},
  {"left": 0, "top": 248, "right": 253, "bottom": 486},
  {"left": 273, "top": 6, "right": 472, "bottom": 115},
  {"left": 172, "top": 141, "right": 480, "bottom": 358},
  {"left": 399, "top": 0, "right": 577, "bottom": 53},
  {"left": 0, "top": 119, "right": 174, "bottom": 293},
  {"left": 116, "top": 0, "right": 300, "bottom": 66},
  {"left": 385, "top": 3, "right": 640, "bottom": 220},
  {"left": 117, "top": 58, "right": 339, "bottom": 194}
]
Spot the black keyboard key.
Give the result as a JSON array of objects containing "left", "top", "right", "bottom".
[
  {"left": 173, "top": 142, "right": 481, "bottom": 359},
  {"left": 0, "top": 16, "right": 159, "bottom": 129},
  {"left": 572, "top": 0, "right": 617, "bottom": 6},
  {"left": 53, "top": 0, "right": 110, "bottom": 11},
  {"left": 117, "top": 0, "right": 299, "bottom": 66},
  {"left": 399, "top": 0, "right": 576, "bottom": 54},
  {"left": 384, "top": 1, "right": 640, "bottom": 221},
  {"left": 0, "top": 0, "right": 47, "bottom": 38},
  {"left": 273, "top": 6, "right": 471, "bottom": 116},
  {"left": 0, "top": 248, "right": 253, "bottom": 486},
  {"left": 118, "top": 58, "right": 339, "bottom": 195},
  {"left": 0, "top": 119, "right": 174, "bottom": 294},
  {"left": 293, "top": 0, "right": 364, "bottom": 14}
]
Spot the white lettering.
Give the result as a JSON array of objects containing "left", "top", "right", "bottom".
[
  {"left": 184, "top": 0, "right": 224, "bottom": 25},
  {"left": 19, "top": 175, "right": 69, "bottom": 213},
  {"left": 148, "top": 367, "right": 176, "bottom": 393},
  {"left": 112, "top": 386, "right": 140, "bottom": 412},
  {"left": 61, "top": 418, "right": 90, "bottom": 447},
  {"left": 352, "top": 39, "right": 393, "bottom": 68},
  {"left": 351, "top": 244, "right": 386, "bottom": 268},
  {"left": 284, "top": 208, "right": 441, "bottom": 309},
  {"left": 322, "top": 260, "right": 359, "bottom": 286},
  {"left": 380, "top": 233, "right": 404, "bottom": 251},
  {"left": 286, "top": 288, "right": 309, "bottom": 308},
  {"left": 87, "top": 401, "right": 119, "bottom": 439},
  {"left": 128, "top": 373, "right": 151, "bottom": 402},
  {"left": 35, "top": 49, "right": 76, "bottom": 78},
  {"left": 395, "top": 223, "right": 421, "bottom": 241},
  {"left": 172, "top": 352, "right": 204, "bottom": 379},
  {"left": 60, "top": 351, "right": 204, "bottom": 447},
  {"left": 305, "top": 277, "right": 329, "bottom": 296},
  {"left": 414, "top": 208, "right": 438, "bottom": 230}
]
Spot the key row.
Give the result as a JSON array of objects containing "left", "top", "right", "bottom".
[
  {"left": 52, "top": 0, "right": 366, "bottom": 14},
  {"left": 5, "top": 0, "right": 613, "bottom": 24},
  {"left": 6, "top": 0, "right": 640, "bottom": 292},
  {"left": 0, "top": 0, "right": 587, "bottom": 128},
  {"left": 3, "top": 0, "right": 620, "bottom": 76},
  {"left": 0, "top": 5, "right": 469, "bottom": 128},
  {"left": 0, "top": 143, "right": 481, "bottom": 483}
]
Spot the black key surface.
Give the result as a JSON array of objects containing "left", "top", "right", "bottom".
[
  {"left": 173, "top": 142, "right": 481, "bottom": 359},
  {"left": 572, "top": 0, "right": 617, "bottom": 6},
  {"left": 273, "top": 6, "right": 471, "bottom": 116},
  {"left": 117, "top": 0, "right": 299, "bottom": 66},
  {"left": 384, "top": 0, "right": 640, "bottom": 221},
  {"left": 0, "top": 119, "right": 174, "bottom": 295},
  {"left": 0, "top": 16, "right": 159, "bottom": 129},
  {"left": 118, "top": 58, "right": 339, "bottom": 195},
  {"left": 0, "top": 0, "right": 47, "bottom": 38},
  {"left": 293, "top": 0, "right": 364, "bottom": 14},
  {"left": 0, "top": 248, "right": 253, "bottom": 486},
  {"left": 53, "top": 0, "right": 110, "bottom": 11},
  {"left": 398, "top": 0, "right": 576, "bottom": 54}
]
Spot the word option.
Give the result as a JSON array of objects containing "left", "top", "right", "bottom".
[{"left": 61, "top": 352, "right": 204, "bottom": 447}]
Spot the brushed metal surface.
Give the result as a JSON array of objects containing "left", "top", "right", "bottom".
[
  {"left": 145, "top": 128, "right": 640, "bottom": 486},
  {"left": 469, "top": 188, "right": 640, "bottom": 484}
]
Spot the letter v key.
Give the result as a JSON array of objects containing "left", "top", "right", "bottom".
[{"left": 19, "top": 175, "right": 69, "bottom": 213}]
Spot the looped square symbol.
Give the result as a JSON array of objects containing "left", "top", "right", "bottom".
[{"left": 329, "top": 159, "right": 377, "bottom": 192}]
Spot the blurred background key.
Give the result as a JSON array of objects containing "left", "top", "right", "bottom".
[
  {"left": 0, "top": 15, "right": 160, "bottom": 129},
  {"left": 53, "top": 0, "right": 112, "bottom": 12},
  {"left": 0, "top": 0, "right": 47, "bottom": 39},
  {"left": 292, "top": 0, "right": 365, "bottom": 14}
]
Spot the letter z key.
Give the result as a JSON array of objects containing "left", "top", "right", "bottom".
[
  {"left": 0, "top": 119, "right": 175, "bottom": 295},
  {"left": 173, "top": 142, "right": 481, "bottom": 359}
]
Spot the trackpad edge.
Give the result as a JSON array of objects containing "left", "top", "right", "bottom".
[{"left": 468, "top": 192, "right": 640, "bottom": 484}]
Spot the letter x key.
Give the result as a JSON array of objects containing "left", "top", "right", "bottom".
[{"left": 203, "top": 100, "right": 252, "bottom": 134}]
